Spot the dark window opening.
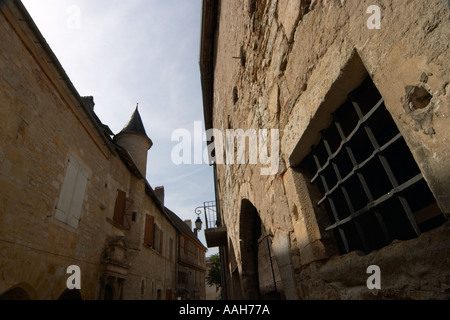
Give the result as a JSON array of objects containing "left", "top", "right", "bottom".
[
  {"left": 104, "top": 285, "right": 114, "bottom": 300},
  {"left": 301, "top": 76, "right": 445, "bottom": 255}
]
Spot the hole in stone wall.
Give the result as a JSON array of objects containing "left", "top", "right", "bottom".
[
  {"left": 248, "top": 0, "right": 256, "bottom": 17},
  {"left": 280, "top": 57, "right": 287, "bottom": 72},
  {"left": 407, "top": 86, "right": 432, "bottom": 110},
  {"left": 240, "top": 46, "right": 247, "bottom": 67},
  {"left": 233, "top": 87, "right": 239, "bottom": 104}
]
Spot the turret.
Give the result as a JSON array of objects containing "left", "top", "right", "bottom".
[{"left": 114, "top": 106, "right": 152, "bottom": 176}]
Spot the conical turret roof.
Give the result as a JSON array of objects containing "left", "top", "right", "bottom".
[
  {"left": 115, "top": 105, "right": 153, "bottom": 149},
  {"left": 119, "top": 106, "right": 149, "bottom": 138}
]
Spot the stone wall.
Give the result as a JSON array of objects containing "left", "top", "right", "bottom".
[
  {"left": 210, "top": 0, "right": 450, "bottom": 299},
  {"left": 0, "top": 0, "right": 184, "bottom": 300}
]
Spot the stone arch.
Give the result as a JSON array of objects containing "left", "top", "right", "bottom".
[
  {"left": 0, "top": 283, "right": 38, "bottom": 300},
  {"left": 239, "top": 199, "right": 285, "bottom": 300},
  {"left": 239, "top": 199, "right": 261, "bottom": 299}
]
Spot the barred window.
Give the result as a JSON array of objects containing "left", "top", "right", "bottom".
[{"left": 302, "top": 76, "right": 445, "bottom": 255}]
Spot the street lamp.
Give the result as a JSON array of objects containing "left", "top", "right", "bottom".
[
  {"left": 195, "top": 216, "right": 202, "bottom": 231},
  {"left": 194, "top": 206, "right": 203, "bottom": 237}
]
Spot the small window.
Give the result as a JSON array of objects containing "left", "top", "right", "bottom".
[
  {"left": 140, "top": 279, "right": 145, "bottom": 295},
  {"left": 143, "top": 214, "right": 164, "bottom": 254},
  {"left": 55, "top": 156, "right": 89, "bottom": 228},
  {"left": 166, "top": 288, "right": 173, "bottom": 300},
  {"left": 301, "top": 76, "right": 445, "bottom": 255},
  {"left": 144, "top": 214, "right": 155, "bottom": 247},
  {"left": 153, "top": 226, "right": 164, "bottom": 254},
  {"left": 178, "top": 271, "right": 188, "bottom": 285}
]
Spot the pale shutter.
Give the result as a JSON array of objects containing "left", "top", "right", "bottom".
[
  {"left": 55, "top": 156, "right": 88, "bottom": 228},
  {"left": 67, "top": 161, "right": 89, "bottom": 228}
]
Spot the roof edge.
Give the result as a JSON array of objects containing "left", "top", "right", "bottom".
[
  {"left": 12, "top": 0, "right": 116, "bottom": 155},
  {"left": 199, "top": 0, "right": 218, "bottom": 132}
]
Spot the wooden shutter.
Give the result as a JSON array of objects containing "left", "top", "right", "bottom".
[
  {"left": 113, "top": 190, "right": 126, "bottom": 225},
  {"left": 144, "top": 214, "right": 155, "bottom": 246},
  {"left": 159, "top": 230, "right": 164, "bottom": 254},
  {"left": 166, "top": 289, "right": 172, "bottom": 300}
]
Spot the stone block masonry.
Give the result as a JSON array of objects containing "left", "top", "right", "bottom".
[{"left": 201, "top": 0, "right": 450, "bottom": 299}]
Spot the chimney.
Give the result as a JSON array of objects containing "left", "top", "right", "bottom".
[
  {"left": 154, "top": 186, "right": 165, "bottom": 206},
  {"left": 184, "top": 220, "right": 192, "bottom": 231},
  {"left": 81, "top": 96, "right": 95, "bottom": 111}
]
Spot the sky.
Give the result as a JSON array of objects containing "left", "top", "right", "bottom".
[{"left": 21, "top": 0, "right": 217, "bottom": 255}]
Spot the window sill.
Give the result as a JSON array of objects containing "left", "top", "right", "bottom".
[{"left": 106, "top": 217, "right": 130, "bottom": 231}]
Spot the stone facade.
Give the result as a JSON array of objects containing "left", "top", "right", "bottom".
[
  {"left": 200, "top": 0, "right": 450, "bottom": 299},
  {"left": 0, "top": 0, "right": 206, "bottom": 300}
]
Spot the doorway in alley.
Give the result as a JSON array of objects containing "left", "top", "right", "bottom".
[{"left": 239, "top": 199, "right": 283, "bottom": 300}]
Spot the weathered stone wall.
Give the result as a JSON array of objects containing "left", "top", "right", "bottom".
[
  {"left": 0, "top": 1, "right": 181, "bottom": 300},
  {"left": 0, "top": 2, "right": 119, "bottom": 299},
  {"left": 212, "top": 0, "right": 450, "bottom": 299}
]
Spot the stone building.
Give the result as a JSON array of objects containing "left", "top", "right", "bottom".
[
  {"left": 0, "top": 0, "right": 206, "bottom": 300},
  {"left": 200, "top": 0, "right": 450, "bottom": 299}
]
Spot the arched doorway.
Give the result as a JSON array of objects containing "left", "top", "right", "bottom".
[
  {"left": 239, "top": 199, "right": 283, "bottom": 300},
  {"left": 0, "top": 287, "right": 31, "bottom": 300},
  {"left": 0, "top": 283, "right": 38, "bottom": 300}
]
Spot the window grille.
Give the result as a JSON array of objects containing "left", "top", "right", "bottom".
[{"left": 302, "top": 76, "right": 445, "bottom": 254}]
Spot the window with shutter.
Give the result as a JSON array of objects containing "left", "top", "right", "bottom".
[
  {"left": 55, "top": 156, "right": 89, "bottom": 228},
  {"left": 123, "top": 198, "right": 133, "bottom": 229},
  {"left": 166, "top": 288, "right": 172, "bottom": 300},
  {"left": 152, "top": 225, "right": 163, "bottom": 253},
  {"left": 112, "top": 190, "right": 133, "bottom": 229},
  {"left": 144, "top": 214, "right": 155, "bottom": 247},
  {"left": 113, "top": 190, "right": 126, "bottom": 225}
]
